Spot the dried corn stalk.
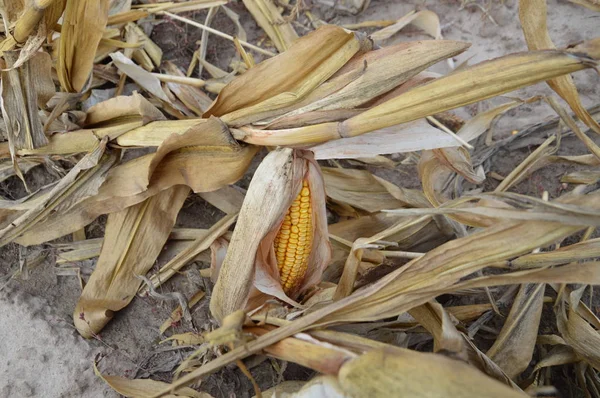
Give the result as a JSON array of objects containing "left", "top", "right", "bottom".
[
  {"left": 57, "top": 0, "right": 110, "bottom": 92},
  {"left": 210, "top": 148, "right": 331, "bottom": 322},
  {"left": 0, "top": 51, "right": 53, "bottom": 151}
]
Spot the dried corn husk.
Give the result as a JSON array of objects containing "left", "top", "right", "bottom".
[{"left": 210, "top": 148, "right": 331, "bottom": 322}]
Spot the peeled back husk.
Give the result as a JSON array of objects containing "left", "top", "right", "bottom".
[{"left": 210, "top": 148, "right": 331, "bottom": 323}]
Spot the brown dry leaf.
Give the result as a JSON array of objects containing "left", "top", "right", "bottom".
[
  {"left": 126, "top": 22, "right": 162, "bottom": 71},
  {"left": 494, "top": 134, "right": 558, "bottom": 192},
  {"left": 1, "top": 50, "right": 52, "bottom": 151},
  {"left": 321, "top": 167, "right": 425, "bottom": 213},
  {"left": 567, "top": 0, "right": 600, "bottom": 11},
  {"left": 242, "top": 0, "right": 298, "bottom": 53},
  {"left": 546, "top": 96, "right": 600, "bottom": 161},
  {"left": 337, "top": 348, "right": 526, "bottom": 398},
  {"left": 456, "top": 99, "right": 528, "bottom": 144},
  {"left": 210, "top": 148, "right": 331, "bottom": 322},
  {"left": 561, "top": 170, "right": 600, "bottom": 185},
  {"left": 409, "top": 301, "right": 465, "bottom": 355},
  {"left": 110, "top": 52, "right": 171, "bottom": 102},
  {"left": 14, "top": 119, "right": 257, "bottom": 246},
  {"left": 58, "top": 0, "right": 110, "bottom": 92},
  {"left": 161, "top": 332, "right": 205, "bottom": 346},
  {"left": 519, "top": 0, "right": 600, "bottom": 136},
  {"left": 337, "top": 40, "right": 600, "bottom": 138},
  {"left": 370, "top": 10, "right": 442, "bottom": 42},
  {"left": 0, "top": 138, "right": 117, "bottom": 247},
  {"left": 248, "top": 326, "right": 356, "bottom": 375},
  {"left": 267, "top": 40, "right": 469, "bottom": 122},
  {"left": 0, "top": 159, "right": 38, "bottom": 183},
  {"left": 486, "top": 283, "right": 545, "bottom": 379},
  {"left": 74, "top": 185, "right": 190, "bottom": 338},
  {"left": 512, "top": 238, "right": 600, "bottom": 268},
  {"left": 556, "top": 287, "right": 600, "bottom": 370},
  {"left": 199, "top": 185, "right": 245, "bottom": 215},
  {"left": 205, "top": 25, "right": 367, "bottom": 126},
  {"left": 95, "top": 363, "right": 210, "bottom": 398},
  {"left": 310, "top": 119, "right": 460, "bottom": 159}
]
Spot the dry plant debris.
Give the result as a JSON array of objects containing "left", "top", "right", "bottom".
[{"left": 0, "top": 0, "right": 600, "bottom": 397}]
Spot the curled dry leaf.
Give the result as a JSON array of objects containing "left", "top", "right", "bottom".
[
  {"left": 74, "top": 185, "right": 190, "bottom": 338},
  {"left": 210, "top": 148, "right": 331, "bottom": 322},
  {"left": 13, "top": 118, "right": 257, "bottom": 246},
  {"left": 370, "top": 10, "right": 442, "bottom": 42},
  {"left": 519, "top": 0, "right": 600, "bottom": 136},
  {"left": 95, "top": 363, "right": 211, "bottom": 398},
  {"left": 486, "top": 283, "right": 545, "bottom": 379}
]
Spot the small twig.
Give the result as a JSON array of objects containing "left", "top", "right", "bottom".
[
  {"left": 152, "top": 73, "right": 206, "bottom": 87},
  {"left": 427, "top": 116, "right": 474, "bottom": 150},
  {"left": 376, "top": 250, "right": 425, "bottom": 259},
  {"left": 159, "top": 11, "right": 277, "bottom": 57},
  {"left": 136, "top": 275, "right": 192, "bottom": 322}
]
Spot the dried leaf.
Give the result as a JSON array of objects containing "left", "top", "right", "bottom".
[
  {"left": 311, "top": 119, "right": 460, "bottom": 160},
  {"left": 141, "top": 213, "right": 237, "bottom": 294},
  {"left": 337, "top": 348, "right": 526, "bottom": 397},
  {"left": 339, "top": 41, "right": 600, "bottom": 138},
  {"left": 110, "top": 52, "right": 171, "bottom": 102},
  {"left": 74, "top": 185, "right": 190, "bottom": 338},
  {"left": 0, "top": 138, "right": 117, "bottom": 246},
  {"left": 1, "top": 51, "right": 52, "bottom": 150},
  {"left": 370, "top": 10, "right": 442, "bottom": 42},
  {"left": 205, "top": 25, "right": 367, "bottom": 126},
  {"left": 242, "top": 0, "right": 297, "bottom": 53},
  {"left": 512, "top": 238, "right": 600, "bottom": 268},
  {"left": 14, "top": 119, "right": 256, "bottom": 246},
  {"left": 95, "top": 363, "right": 210, "bottom": 398},
  {"left": 58, "top": 0, "right": 110, "bottom": 92},
  {"left": 487, "top": 284, "right": 545, "bottom": 379},
  {"left": 519, "top": 0, "right": 600, "bottom": 135}
]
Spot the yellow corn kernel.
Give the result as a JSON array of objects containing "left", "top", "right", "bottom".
[{"left": 273, "top": 179, "right": 313, "bottom": 294}]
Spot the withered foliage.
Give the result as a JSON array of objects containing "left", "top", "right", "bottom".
[{"left": 1, "top": 0, "right": 600, "bottom": 397}]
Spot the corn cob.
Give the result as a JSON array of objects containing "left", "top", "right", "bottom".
[{"left": 273, "top": 179, "right": 313, "bottom": 294}]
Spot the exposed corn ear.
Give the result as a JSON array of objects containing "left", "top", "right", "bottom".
[
  {"left": 210, "top": 148, "right": 331, "bottom": 323},
  {"left": 274, "top": 179, "right": 313, "bottom": 294}
]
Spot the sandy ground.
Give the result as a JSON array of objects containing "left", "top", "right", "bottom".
[
  {"left": 0, "top": 286, "right": 116, "bottom": 397},
  {"left": 0, "top": 0, "right": 598, "bottom": 397}
]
